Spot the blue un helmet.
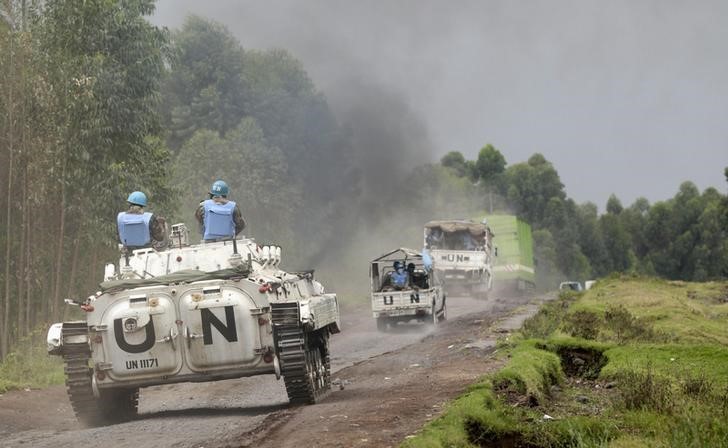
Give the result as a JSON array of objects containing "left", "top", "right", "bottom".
[
  {"left": 210, "top": 180, "right": 229, "bottom": 197},
  {"left": 393, "top": 261, "right": 403, "bottom": 271},
  {"left": 127, "top": 191, "right": 148, "bottom": 207}
]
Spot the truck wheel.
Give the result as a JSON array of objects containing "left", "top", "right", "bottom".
[
  {"left": 376, "top": 317, "right": 388, "bottom": 332},
  {"left": 440, "top": 298, "right": 447, "bottom": 322}
]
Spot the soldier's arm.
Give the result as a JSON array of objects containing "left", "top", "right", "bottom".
[
  {"left": 149, "top": 214, "right": 166, "bottom": 242},
  {"left": 195, "top": 202, "right": 204, "bottom": 225},
  {"left": 233, "top": 205, "right": 246, "bottom": 235}
]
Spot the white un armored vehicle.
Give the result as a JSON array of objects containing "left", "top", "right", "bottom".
[
  {"left": 424, "top": 220, "right": 495, "bottom": 299},
  {"left": 370, "top": 247, "right": 446, "bottom": 331},
  {"left": 47, "top": 223, "right": 340, "bottom": 427}
]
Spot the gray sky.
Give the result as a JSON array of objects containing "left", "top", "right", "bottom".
[{"left": 152, "top": 0, "right": 727, "bottom": 208}]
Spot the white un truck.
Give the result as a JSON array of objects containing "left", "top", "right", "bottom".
[
  {"left": 47, "top": 223, "right": 340, "bottom": 427},
  {"left": 423, "top": 220, "right": 495, "bottom": 299}
]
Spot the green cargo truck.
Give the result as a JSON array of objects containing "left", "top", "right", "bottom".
[{"left": 481, "top": 215, "right": 535, "bottom": 292}]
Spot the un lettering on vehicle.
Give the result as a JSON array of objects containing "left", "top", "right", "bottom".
[
  {"left": 180, "top": 292, "right": 261, "bottom": 370},
  {"left": 443, "top": 254, "right": 470, "bottom": 262}
]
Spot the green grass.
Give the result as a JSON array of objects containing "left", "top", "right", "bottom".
[
  {"left": 491, "top": 341, "right": 562, "bottom": 406},
  {"left": 402, "top": 277, "right": 728, "bottom": 447},
  {"left": 0, "top": 328, "right": 65, "bottom": 393},
  {"left": 601, "top": 344, "right": 728, "bottom": 388},
  {"left": 401, "top": 382, "right": 521, "bottom": 448},
  {"left": 573, "top": 278, "right": 728, "bottom": 345}
]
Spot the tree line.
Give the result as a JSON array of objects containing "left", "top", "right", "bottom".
[
  {"left": 0, "top": 2, "right": 354, "bottom": 359},
  {"left": 0, "top": 0, "right": 171, "bottom": 359},
  {"left": 439, "top": 147, "right": 728, "bottom": 286},
  {"left": 1, "top": 1, "right": 726, "bottom": 360}
]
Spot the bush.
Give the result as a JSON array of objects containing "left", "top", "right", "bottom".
[
  {"left": 0, "top": 328, "right": 65, "bottom": 393},
  {"left": 563, "top": 310, "right": 601, "bottom": 340},
  {"left": 521, "top": 297, "right": 574, "bottom": 339},
  {"left": 604, "top": 304, "right": 656, "bottom": 343},
  {"left": 680, "top": 372, "right": 715, "bottom": 399},
  {"left": 616, "top": 366, "right": 675, "bottom": 414},
  {"left": 525, "top": 416, "right": 619, "bottom": 448}
]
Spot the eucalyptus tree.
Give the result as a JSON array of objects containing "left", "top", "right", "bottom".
[
  {"left": 35, "top": 0, "right": 172, "bottom": 320},
  {"left": 0, "top": 0, "right": 172, "bottom": 360}
]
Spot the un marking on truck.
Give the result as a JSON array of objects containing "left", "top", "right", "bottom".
[{"left": 443, "top": 254, "right": 470, "bottom": 262}]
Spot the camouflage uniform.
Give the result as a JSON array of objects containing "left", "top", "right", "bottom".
[
  {"left": 120, "top": 205, "right": 167, "bottom": 249},
  {"left": 195, "top": 198, "right": 246, "bottom": 237}
]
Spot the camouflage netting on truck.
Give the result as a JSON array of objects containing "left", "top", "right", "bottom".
[
  {"left": 424, "top": 220, "right": 489, "bottom": 236},
  {"left": 99, "top": 264, "right": 251, "bottom": 293}
]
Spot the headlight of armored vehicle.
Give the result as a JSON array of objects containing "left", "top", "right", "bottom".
[{"left": 47, "top": 323, "right": 63, "bottom": 355}]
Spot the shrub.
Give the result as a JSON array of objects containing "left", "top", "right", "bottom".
[
  {"left": 680, "top": 372, "right": 715, "bottom": 399},
  {"left": 604, "top": 304, "right": 656, "bottom": 343},
  {"left": 0, "top": 328, "right": 65, "bottom": 393},
  {"left": 563, "top": 310, "right": 601, "bottom": 340},
  {"left": 616, "top": 367, "right": 675, "bottom": 414},
  {"left": 521, "top": 297, "right": 574, "bottom": 339}
]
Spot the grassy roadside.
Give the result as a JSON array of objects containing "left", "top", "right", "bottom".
[
  {"left": 402, "top": 277, "right": 728, "bottom": 447},
  {"left": 0, "top": 328, "right": 65, "bottom": 393}
]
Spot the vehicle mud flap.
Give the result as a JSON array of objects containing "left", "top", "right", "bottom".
[
  {"left": 271, "top": 303, "right": 331, "bottom": 405},
  {"left": 61, "top": 322, "right": 138, "bottom": 427}
]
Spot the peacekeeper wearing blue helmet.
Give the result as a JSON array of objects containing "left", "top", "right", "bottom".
[
  {"left": 391, "top": 261, "right": 409, "bottom": 289},
  {"left": 117, "top": 191, "right": 167, "bottom": 249},
  {"left": 195, "top": 180, "right": 246, "bottom": 241}
]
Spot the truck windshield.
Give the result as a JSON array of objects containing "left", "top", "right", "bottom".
[{"left": 439, "top": 231, "right": 477, "bottom": 250}]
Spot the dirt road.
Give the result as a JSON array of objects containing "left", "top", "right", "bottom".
[{"left": 0, "top": 293, "right": 543, "bottom": 448}]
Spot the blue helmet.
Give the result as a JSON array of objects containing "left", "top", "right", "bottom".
[
  {"left": 393, "top": 261, "right": 403, "bottom": 270},
  {"left": 210, "top": 180, "right": 229, "bottom": 197},
  {"left": 127, "top": 191, "right": 148, "bottom": 207}
]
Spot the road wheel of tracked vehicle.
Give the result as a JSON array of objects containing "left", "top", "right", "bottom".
[
  {"left": 307, "top": 337, "right": 327, "bottom": 394},
  {"left": 280, "top": 329, "right": 331, "bottom": 405},
  {"left": 62, "top": 323, "right": 139, "bottom": 427}
]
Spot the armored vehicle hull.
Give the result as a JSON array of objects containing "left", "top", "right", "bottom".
[{"left": 48, "top": 232, "right": 340, "bottom": 427}]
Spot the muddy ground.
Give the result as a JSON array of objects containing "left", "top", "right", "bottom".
[{"left": 0, "top": 294, "right": 547, "bottom": 448}]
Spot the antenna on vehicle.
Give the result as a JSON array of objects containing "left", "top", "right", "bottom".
[
  {"left": 120, "top": 240, "right": 134, "bottom": 279},
  {"left": 228, "top": 237, "right": 243, "bottom": 267}
]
